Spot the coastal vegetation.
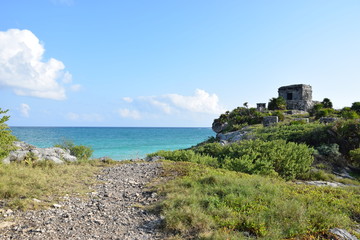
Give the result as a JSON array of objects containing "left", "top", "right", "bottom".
[
  {"left": 1, "top": 102, "right": 360, "bottom": 239},
  {"left": 148, "top": 101, "right": 360, "bottom": 239},
  {"left": 149, "top": 139, "right": 314, "bottom": 180},
  {"left": 154, "top": 162, "right": 360, "bottom": 239},
  {"left": 0, "top": 108, "right": 17, "bottom": 160}
]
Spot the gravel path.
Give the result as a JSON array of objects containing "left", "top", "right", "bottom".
[{"left": 0, "top": 162, "right": 167, "bottom": 240}]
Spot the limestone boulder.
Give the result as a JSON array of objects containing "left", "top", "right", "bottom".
[
  {"left": 212, "top": 121, "right": 228, "bottom": 133},
  {"left": 217, "top": 130, "right": 249, "bottom": 145},
  {"left": 2, "top": 141, "right": 77, "bottom": 164}
]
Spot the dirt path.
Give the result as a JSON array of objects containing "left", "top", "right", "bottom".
[{"left": 1, "top": 162, "right": 167, "bottom": 240}]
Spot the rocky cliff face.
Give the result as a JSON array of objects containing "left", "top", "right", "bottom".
[{"left": 2, "top": 141, "right": 77, "bottom": 164}]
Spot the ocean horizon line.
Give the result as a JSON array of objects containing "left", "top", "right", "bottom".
[{"left": 10, "top": 126, "right": 212, "bottom": 129}]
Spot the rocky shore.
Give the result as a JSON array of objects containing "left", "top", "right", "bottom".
[
  {"left": 2, "top": 141, "right": 77, "bottom": 164},
  {"left": 0, "top": 162, "right": 167, "bottom": 240}
]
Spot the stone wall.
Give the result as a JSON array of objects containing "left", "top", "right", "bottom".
[{"left": 278, "top": 84, "right": 314, "bottom": 111}]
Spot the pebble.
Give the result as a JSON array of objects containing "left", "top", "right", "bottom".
[{"left": 0, "top": 162, "right": 167, "bottom": 239}]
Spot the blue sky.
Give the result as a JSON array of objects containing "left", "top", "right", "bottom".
[{"left": 1, "top": 0, "right": 360, "bottom": 127}]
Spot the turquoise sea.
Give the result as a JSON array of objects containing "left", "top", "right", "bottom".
[{"left": 10, "top": 127, "right": 214, "bottom": 160}]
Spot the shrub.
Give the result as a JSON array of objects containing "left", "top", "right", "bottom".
[
  {"left": 351, "top": 102, "right": 360, "bottom": 114},
  {"left": 340, "top": 107, "right": 359, "bottom": 119},
  {"left": 148, "top": 150, "right": 219, "bottom": 168},
  {"left": 349, "top": 148, "right": 360, "bottom": 167},
  {"left": 315, "top": 144, "right": 341, "bottom": 158},
  {"left": 271, "top": 110, "right": 285, "bottom": 121},
  {"left": 268, "top": 97, "right": 286, "bottom": 110},
  {"left": 55, "top": 140, "right": 93, "bottom": 160},
  {"left": 0, "top": 108, "right": 17, "bottom": 161},
  {"left": 220, "top": 139, "right": 314, "bottom": 180},
  {"left": 153, "top": 139, "right": 314, "bottom": 180},
  {"left": 315, "top": 108, "right": 335, "bottom": 119},
  {"left": 330, "top": 119, "right": 360, "bottom": 154},
  {"left": 254, "top": 123, "right": 332, "bottom": 147}
]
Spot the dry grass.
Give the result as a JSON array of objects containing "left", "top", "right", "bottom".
[{"left": 0, "top": 159, "right": 118, "bottom": 210}]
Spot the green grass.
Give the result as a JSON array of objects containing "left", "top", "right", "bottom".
[
  {"left": 154, "top": 162, "right": 360, "bottom": 240},
  {"left": 0, "top": 159, "right": 117, "bottom": 210}
]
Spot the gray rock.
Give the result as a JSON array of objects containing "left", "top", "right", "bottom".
[
  {"left": 217, "top": 130, "right": 247, "bottom": 143},
  {"left": 297, "top": 181, "right": 346, "bottom": 187},
  {"left": 320, "top": 117, "right": 339, "bottom": 124},
  {"left": 212, "top": 121, "right": 228, "bottom": 133},
  {"left": 293, "top": 118, "right": 309, "bottom": 123},
  {"left": 2, "top": 141, "right": 77, "bottom": 164},
  {"left": 263, "top": 116, "right": 278, "bottom": 127},
  {"left": 145, "top": 156, "right": 164, "bottom": 162},
  {"left": 329, "top": 228, "right": 358, "bottom": 240}
]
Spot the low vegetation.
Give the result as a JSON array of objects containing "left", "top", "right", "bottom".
[
  {"left": 150, "top": 139, "right": 314, "bottom": 180},
  {"left": 0, "top": 161, "right": 99, "bottom": 210},
  {"left": 154, "top": 162, "right": 360, "bottom": 239},
  {"left": 55, "top": 140, "right": 94, "bottom": 160},
  {"left": 0, "top": 108, "right": 17, "bottom": 160},
  {"left": 0, "top": 109, "right": 118, "bottom": 210}
]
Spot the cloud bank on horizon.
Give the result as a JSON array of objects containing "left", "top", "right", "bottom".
[
  {"left": 119, "top": 89, "right": 225, "bottom": 120},
  {"left": 0, "top": 29, "right": 78, "bottom": 100}
]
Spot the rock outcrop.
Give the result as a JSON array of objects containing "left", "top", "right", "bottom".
[
  {"left": 2, "top": 141, "right": 77, "bottom": 164},
  {"left": 212, "top": 121, "right": 228, "bottom": 133},
  {"left": 217, "top": 130, "right": 250, "bottom": 145}
]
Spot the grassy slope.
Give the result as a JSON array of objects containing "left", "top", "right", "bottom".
[
  {"left": 154, "top": 162, "right": 360, "bottom": 240},
  {"left": 0, "top": 160, "right": 116, "bottom": 210}
]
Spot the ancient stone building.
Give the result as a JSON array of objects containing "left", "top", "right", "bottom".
[
  {"left": 256, "top": 103, "right": 266, "bottom": 112},
  {"left": 278, "top": 84, "right": 313, "bottom": 111}
]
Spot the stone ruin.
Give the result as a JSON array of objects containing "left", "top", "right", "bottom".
[
  {"left": 256, "top": 103, "right": 266, "bottom": 112},
  {"left": 278, "top": 84, "right": 314, "bottom": 111}
]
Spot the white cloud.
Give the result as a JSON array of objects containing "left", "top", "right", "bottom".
[
  {"left": 122, "top": 97, "right": 133, "bottom": 103},
  {"left": 70, "top": 84, "right": 82, "bottom": 92},
  {"left": 0, "top": 29, "right": 73, "bottom": 100},
  {"left": 139, "top": 96, "right": 173, "bottom": 114},
  {"left": 166, "top": 89, "right": 224, "bottom": 114},
  {"left": 118, "top": 108, "right": 141, "bottom": 120},
  {"left": 118, "top": 89, "right": 225, "bottom": 121},
  {"left": 66, "top": 112, "right": 104, "bottom": 122},
  {"left": 20, "top": 103, "right": 30, "bottom": 117}
]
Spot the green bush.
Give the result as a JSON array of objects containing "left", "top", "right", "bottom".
[
  {"left": 349, "top": 148, "right": 360, "bottom": 167},
  {"left": 219, "top": 140, "right": 314, "bottom": 180},
  {"left": 351, "top": 102, "right": 360, "bottom": 114},
  {"left": 268, "top": 96, "right": 286, "bottom": 110},
  {"left": 148, "top": 150, "right": 219, "bottom": 168},
  {"left": 340, "top": 107, "right": 359, "bottom": 120},
  {"left": 330, "top": 119, "right": 360, "bottom": 154},
  {"left": 152, "top": 139, "right": 314, "bottom": 180},
  {"left": 271, "top": 110, "right": 285, "bottom": 121},
  {"left": 315, "top": 144, "right": 341, "bottom": 158},
  {"left": 55, "top": 140, "right": 94, "bottom": 160},
  {"left": 254, "top": 123, "right": 332, "bottom": 147},
  {"left": 213, "top": 107, "right": 268, "bottom": 132},
  {"left": 0, "top": 108, "right": 17, "bottom": 161}
]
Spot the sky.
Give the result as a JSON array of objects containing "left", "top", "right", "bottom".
[{"left": 1, "top": 0, "right": 360, "bottom": 127}]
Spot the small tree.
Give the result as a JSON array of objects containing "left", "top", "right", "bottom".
[
  {"left": 268, "top": 97, "right": 286, "bottom": 110},
  {"left": 321, "top": 98, "right": 333, "bottom": 109},
  {"left": 0, "top": 108, "right": 17, "bottom": 160},
  {"left": 351, "top": 102, "right": 360, "bottom": 114}
]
